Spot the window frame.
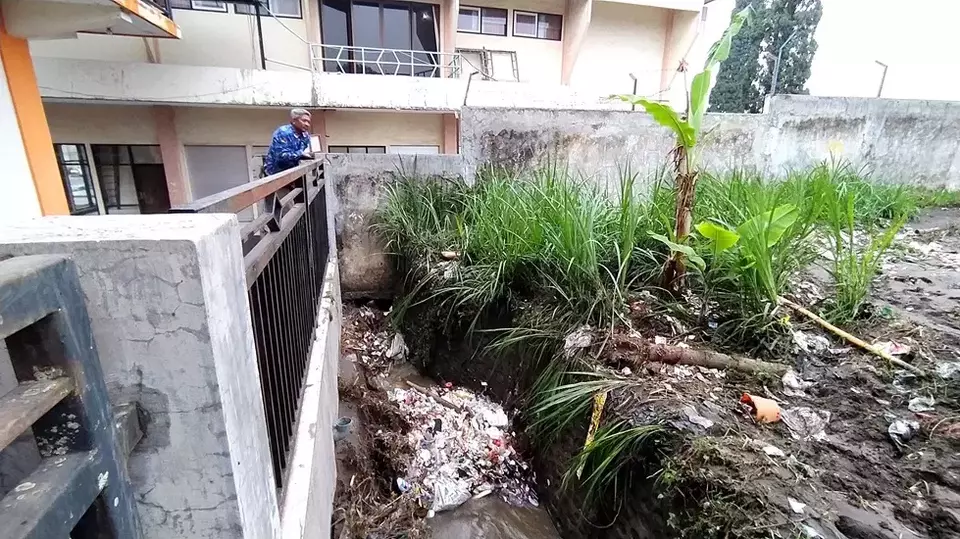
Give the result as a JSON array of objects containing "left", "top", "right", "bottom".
[
  {"left": 512, "top": 10, "right": 562, "bottom": 41},
  {"left": 235, "top": 0, "right": 303, "bottom": 19},
  {"left": 190, "top": 0, "right": 228, "bottom": 11},
  {"left": 327, "top": 146, "right": 387, "bottom": 154},
  {"left": 54, "top": 143, "right": 99, "bottom": 216},
  {"left": 458, "top": 5, "right": 507, "bottom": 36}
]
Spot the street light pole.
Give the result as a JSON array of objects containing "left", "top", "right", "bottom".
[
  {"left": 770, "top": 28, "right": 799, "bottom": 96},
  {"left": 875, "top": 60, "right": 888, "bottom": 98}
]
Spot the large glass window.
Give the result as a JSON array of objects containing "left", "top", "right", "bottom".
[
  {"left": 54, "top": 144, "right": 98, "bottom": 215},
  {"left": 513, "top": 11, "right": 561, "bottom": 40},
  {"left": 458, "top": 5, "right": 506, "bottom": 36},
  {"left": 91, "top": 145, "right": 165, "bottom": 215},
  {"left": 320, "top": 0, "right": 440, "bottom": 76},
  {"left": 236, "top": 0, "right": 302, "bottom": 18}
]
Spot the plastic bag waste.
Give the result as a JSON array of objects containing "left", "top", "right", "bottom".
[{"left": 781, "top": 407, "right": 830, "bottom": 441}]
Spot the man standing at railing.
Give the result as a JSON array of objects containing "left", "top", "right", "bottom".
[{"left": 263, "top": 108, "right": 314, "bottom": 177}]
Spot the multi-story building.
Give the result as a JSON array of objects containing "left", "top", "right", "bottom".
[{"left": 9, "top": 0, "right": 706, "bottom": 218}]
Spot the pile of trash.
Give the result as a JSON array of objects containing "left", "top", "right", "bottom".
[{"left": 388, "top": 383, "right": 538, "bottom": 516}]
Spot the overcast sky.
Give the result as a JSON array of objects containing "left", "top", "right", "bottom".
[{"left": 703, "top": 0, "right": 960, "bottom": 100}]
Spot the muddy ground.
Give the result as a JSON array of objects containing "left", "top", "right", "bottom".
[{"left": 333, "top": 208, "right": 960, "bottom": 539}]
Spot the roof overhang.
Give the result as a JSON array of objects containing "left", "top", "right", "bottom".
[{"left": 1, "top": 0, "right": 180, "bottom": 40}]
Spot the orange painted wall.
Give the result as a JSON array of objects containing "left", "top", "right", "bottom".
[{"left": 0, "top": 15, "right": 68, "bottom": 215}]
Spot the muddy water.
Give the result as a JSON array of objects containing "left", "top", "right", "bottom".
[{"left": 428, "top": 496, "right": 561, "bottom": 539}]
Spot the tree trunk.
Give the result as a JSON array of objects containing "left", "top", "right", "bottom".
[
  {"left": 661, "top": 146, "right": 698, "bottom": 292},
  {"left": 611, "top": 334, "right": 787, "bottom": 376}
]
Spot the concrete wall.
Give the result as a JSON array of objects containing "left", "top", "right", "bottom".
[
  {"left": 280, "top": 261, "right": 340, "bottom": 539},
  {"left": 325, "top": 110, "right": 445, "bottom": 150},
  {"left": 0, "top": 215, "right": 280, "bottom": 539},
  {"left": 324, "top": 152, "right": 466, "bottom": 297},
  {"left": 461, "top": 95, "right": 960, "bottom": 188}
]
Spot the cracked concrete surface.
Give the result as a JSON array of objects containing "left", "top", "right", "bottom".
[{"left": 0, "top": 215, "right": 280, "bottom": 539}]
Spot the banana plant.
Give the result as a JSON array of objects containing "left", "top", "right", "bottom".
[{"left": 616, "top": 6, "right": 752, "bottom": 291}]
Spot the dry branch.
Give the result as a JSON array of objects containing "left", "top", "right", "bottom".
[
  {"left": 611, "top": 335, "right": 788, "bottom": 376},
  {"left": 778, "top": 296, "right": 927, "bottom": 377}
]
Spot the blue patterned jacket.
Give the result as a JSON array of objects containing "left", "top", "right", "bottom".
[{"left": 264, "top": 124, "right": 310, "bottom": 175}]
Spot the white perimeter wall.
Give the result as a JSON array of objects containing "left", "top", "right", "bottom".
[{"left": 0, "top": 54, "right": 42, "bottom": 223}]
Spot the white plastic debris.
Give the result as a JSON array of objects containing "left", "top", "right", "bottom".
[
  {"left": 888, "top": 419, "right": 921, "bottom": 448},
  {"left": 908, "top": 396, "right": 936, "bottom": 413},
  {"left": 781, "top": 407, "right": 831, "bottom": 441},
  {"left": 875, "top": 341, "right": 911, "bottom": 357},
  {"left": 386, "top": 333, "right": 408, "bottom": 360},
  {"left": 781, "top": 368, "right": 815, "bottom": 398},
  {"left": 802, "top": 524, "right": 825, "bottom": 538},
  {"left": 433, "top": 478, "right": 472, "bottom": 512},
  {"left": 788, "top": 497, "right": 807, "bottom": 514},
  {"left": 792, "top": 331, "right": 831, "bottom": 354},
  {"left": 682, "top": 406, "right": 714, "bottom": 429},
  {"left": 482, "top": 408, "right": 509, "bottom": 428},
  {"left": 937, "top": 362, "right": 960, "bottom": 379},
  {"left": 762, "top": 445, "right": 786, "bottom": 458},
  {"left": 563, "top": 325, "right": 593, "bottom": 357}
]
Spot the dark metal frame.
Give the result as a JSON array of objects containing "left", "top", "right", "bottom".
[
  {"left": 0, "top": 255, "right": 141, "bottom": 539},
  {"left": 171, "top": 160, "right": 329, "bottom": 486},
  {"left": 53, "top": 144, "right": 99, "bottom": 216}
]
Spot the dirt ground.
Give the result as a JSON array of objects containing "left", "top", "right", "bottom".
[{"left": 334, "top": 208, "right": 960, "bottom": 539}]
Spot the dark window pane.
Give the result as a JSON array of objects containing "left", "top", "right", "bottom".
[
  {"left": 458, "top": 7, "right": 479, "bottom": 32},
  {"left": 352, "top": 2, "right": 382, "bottom": 73},
  {"left": 347, "top": 147, "right": 366, "bottom": 153},
  {"left": 170, "top": 0, "right": 190, "bottom": 9},
  {"left": 321, "top": 0, "right": 350, "bottom": 72},
  {"left": 367, "top": 147, "right": 386, "bottom": 153},
  {"left": 130, "top": 145, "right": 163, "bottom": 164},
  {"left": 481, "top": 8, "right": 506, "bottom": 36},
  {"left": 383, "top": 4, "right": 412, "bottom": 74},
  {"left": 514, "top": 12, "right": 536, "bottom": 37},
  {"left": 412, "top": 4, "right": 437, "bottom": 51},
  {"left": 538, "top": 13, "right": 562, "bottom": 40},
  {"left": 328, "top": 146, "right": 348, "bottom": 153}
]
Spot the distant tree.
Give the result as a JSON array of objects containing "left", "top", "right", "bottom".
[{"left": 710, "top": 0, "right": 823, "bottom": 113}]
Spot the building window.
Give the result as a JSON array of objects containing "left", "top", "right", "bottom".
[
  {"left": 513, "top": 11, "right": 561, "bottom": 40},
  {"left": 327, "top": 146, "right": 387, "bottom": 154},
  {"left": 458, "top": 6, "right": 507, "bottom": 36},
  {"left": 91, "top": 145, "right": 167, "bottom": 215},
  {"left": 236, "top": 0, "right": 302, "bottom": 18},
  {"left": 54, "top": 144, "right": 98, "bottom": 216},
  {"left": 320, "top": 0, "right": 440, "bottom": 76},
  {"left": 191, "top": 0, "right": 227, "bottom": 10}
]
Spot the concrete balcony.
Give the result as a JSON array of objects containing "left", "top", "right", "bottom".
[
  {"left": 595, "top": 0, "right": 703, "bottom": 10},
  {"left": 1, "top": 0, "right": 181, "bottom": 39}
]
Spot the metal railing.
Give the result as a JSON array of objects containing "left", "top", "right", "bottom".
[
  {"left": 0, "top": 255, "right": 141, "bottom": 538},
  {"left": 171, "top": 161, "right": 329, "bottom": 487},
  {"left": 310, "top": 43, "right": 462, "bottom": 78}
]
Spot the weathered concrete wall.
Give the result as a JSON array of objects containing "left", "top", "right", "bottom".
[
  {"left": 325, "top": 153, "right": 465, "bottom": 297},
  {"left": 280, "top": 261, "right": 341, "bottom": 539},
  {"left": 0, "top": 215, "right": 280, "bottom": 539},
  {"left": 461, "top": 95, "right": 960, "bottom": 189}
]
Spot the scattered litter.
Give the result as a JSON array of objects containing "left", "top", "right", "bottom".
[
  {"left": 888, "top": 419, "right": 921, "bottom": 449},
  {"left": 787, "top": 497, "right": 807, "bottom": 514},
  {"left": 388, "top": 385, "right": 538, "bottom": 512},
  {"left": 829, "top": 347, "right": 852, "bottom": 355},
  {"left": 395, "top": 477, "right": 412, "bottom": 493},
  {"left": 762, "top": 445, "right": 786, "bottom": 458},
  {"left": 792, "top": 331, "right": 831, "bottom": 354},
  {"left": 564, "top": 325, "right": 593, "bottom": 357},
  {"left": 621, "top": 367, "right": 632, "bottom": 376},
  {"left": 781, "top": 407, "right": 830, "bottom": 441},
  {"left": 936, "top": 362, "right": 960, "bottom": 379},
  {"left": 682, "top": 405, "right": 714, "bottom": 429},
  {"left": 801, "top": 524, "right": 825, "bottom": 538},
  {"left": 654, "top": 335, "right": 668, "bottom": 345},
  {"left": 386, "top": 334, "right": 408, "bottom": 360},
  {"left": 440, "top": 250, "right": 460, "bottom": 260},
  {"left": 740, "top": 394, "right": 781, "bottom": 423},
  {"left": 874, "top": 341, "right": 912, "bottom": 357},
  {"left": 782, "top": 368, "right": 814, "bottom": 398},
  {"left": 908, "top": 396, "right": 936, "bottom": 413}
]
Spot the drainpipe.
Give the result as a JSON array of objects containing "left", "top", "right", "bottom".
[
  {"left": 770, "top": 28, "right": 798, "bottom": 96},
  {"left": 254, "top": 1, "right": 266, "bottom": 69}
]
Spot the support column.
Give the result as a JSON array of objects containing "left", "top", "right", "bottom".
[
  {"left": 660, "top": 10, "right": 701, "bottom": 97},
  {"left": 561, "top": 0, "right": 593, "bottom": 85},
  {"left": 440, "top": 0, "right": 458, "bottom": 76},
  {"left": 0, "top": 14, "right": 68, "bottom": 217},
  {"left": 153, "top": 105, "right": 190, "bottom": 205},
  {"left": 442, "top": 113, "right": 458, "bottom": 155},
  {"left": 311, "top": 109, "right": 328, "bottom": 152}
]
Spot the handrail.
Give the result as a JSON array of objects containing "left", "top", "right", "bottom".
[
  {"left": 171, "top": 160, "right": 321, "bottom": 214},
  {"left": 309, "top": 43, "right": 462, "bottom": 78}
]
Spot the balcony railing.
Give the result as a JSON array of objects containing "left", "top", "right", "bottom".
[
  {"left": 171, "top": 161, "right": 329, "bottom": 488},
  {"left": 310, "top": 44, "right": 462, "bottom": 78}
]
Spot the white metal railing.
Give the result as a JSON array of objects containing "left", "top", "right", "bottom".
[{"left": 309, "top": 44, "right": 462, "bottom": 78}]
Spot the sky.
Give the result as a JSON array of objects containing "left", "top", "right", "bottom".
[{"left": 702, "top": 0, "right": 960, "bottom": 101}]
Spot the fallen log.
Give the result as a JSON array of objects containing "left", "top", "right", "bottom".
[{"left": 611, "top": 335, "right": 788, "bottom": 376}]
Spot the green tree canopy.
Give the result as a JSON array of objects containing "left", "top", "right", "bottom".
[{"left": 710, "top": 0, "right": 822, "bottom": 113}]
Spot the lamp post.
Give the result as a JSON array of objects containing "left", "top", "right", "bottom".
[
  {"left": 875, "top": 60, "right": 888, "bottom": 98},
  {"left": 770, "top": 28, "right": 799, "bottom": 96}
]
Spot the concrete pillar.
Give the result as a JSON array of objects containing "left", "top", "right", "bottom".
[
  {"left": 0, "top": 13, "right": 68, "bottom": 217},
  {"left": 561, "top": 0, "right": 592, "bottom": 85},
  {"left": 442, "top": 113, "right": 458, "bottom": 154},
  {"left": 0, "top": 215, "right": 281, "bottom": 539},
  {"left": 312, "top": 109, "right": 328, "bottom": 152},
  {"left": 659, "top": 10, "right": 701, "bottom": 97},
  {"left": 440, "top": 0, "right": 458, "bottom": 76},
  {"left": 153, "top": 105, "right": 191, "bottom": 205}
]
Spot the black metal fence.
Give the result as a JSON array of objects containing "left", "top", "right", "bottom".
[
  {"left": 171, "top": 161, "right": 329, "bottom": 487},
  {"left": 0, "top": 255, "right": 141, "bottom": 538}
]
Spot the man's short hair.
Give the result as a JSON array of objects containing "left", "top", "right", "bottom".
[{"left": 290, "top": 108, "right": 311, "bottom": 119}]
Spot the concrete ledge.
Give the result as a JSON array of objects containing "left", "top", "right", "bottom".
[
  {"left": 35, "top": 57, "right": 313, "bottom": 107},
  {"left": 280, "top": 260, "right": 341, "bottom": 539}
]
